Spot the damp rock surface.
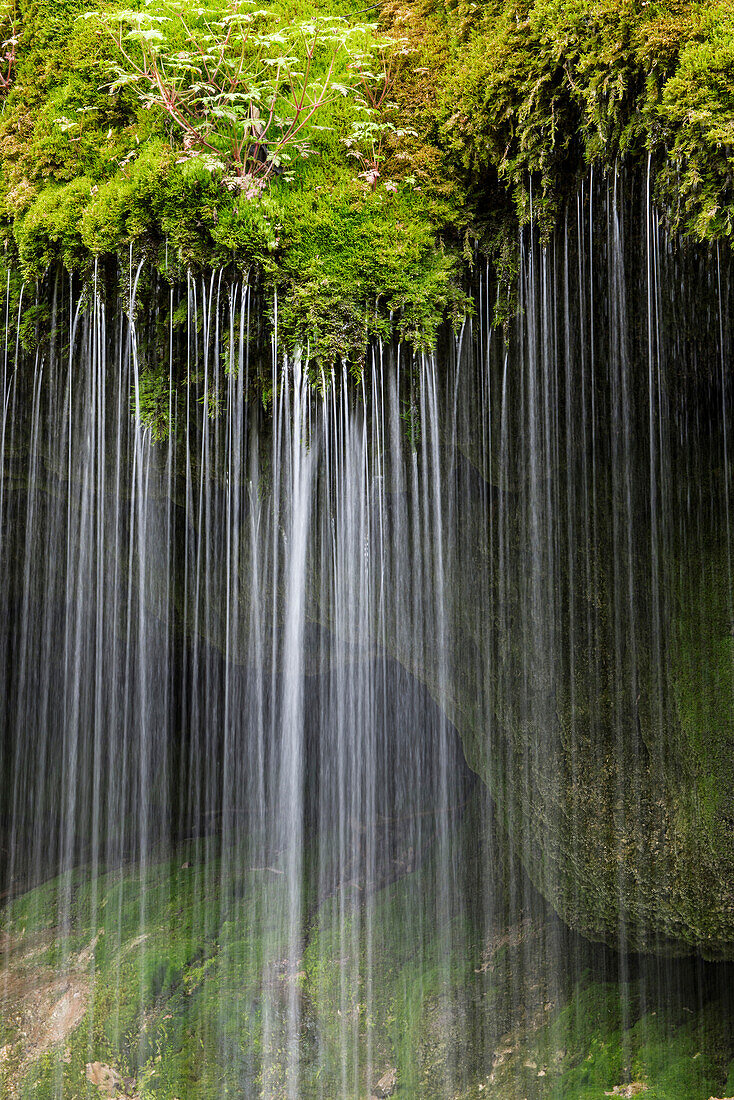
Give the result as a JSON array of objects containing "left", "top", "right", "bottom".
[
  {"left": 0, "top": 929, "right": 91, "bottom": 1097},
  {"left": 372, "top": 1065, "right": 397, "bottom": 1097},
  {"left": 0, "top": 844, "right": 731, "bottom": 1099}
]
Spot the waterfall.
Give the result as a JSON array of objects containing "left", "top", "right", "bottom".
[{"left": 1, "top": 172, "right": 733, "bottom": 1098}]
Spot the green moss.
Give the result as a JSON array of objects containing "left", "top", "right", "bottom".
[
  {"left": 0, "top": 0, "right": 470, "bottom": 365},
  {"left": 1, "top": 823, "right": 732, "bottom": 1099},
  {"left": 2, "top": 0, "right": 734, "bottom": 361},
  {"left": 273, "top": 173, "right": 467, "bottom": 364},
  {"left": 0, "top": 846, "right": 298, "bottom": 1098},
  {"left": 656, "top": 5, "right": 734, "bottom": 239},
  {"left": 670, "top": 531, "right": 734, "bottom": 885},
  {"left": 15, "top": 178, "right": 93, "bottom": 275},
  {"left": 392, "top": 0, "right": 734, "bottom": 244}
]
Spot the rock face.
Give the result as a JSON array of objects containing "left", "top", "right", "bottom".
[
  {"left": 395, "top": 455, "right": 734, "bottom": 958},
  {"left": 400, "top": 517, "right": 734, "bottom": 959},
  {"left": 362, "top": 188, "right": 734, "bottom": 961},
  {"left": 1, "top": 178, "right": 733, "bottom": 982}
]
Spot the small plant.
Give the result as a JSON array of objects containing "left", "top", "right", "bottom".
[
  {"left": 342, "top": 115, "right": 417, "bottom": 189},
  {"left": 400, "top": 397, "right": 420, "bottom": 450},
  {"left": 133, "top": 364, "right": 173, "bottom": 442},
  {"left": 88, "top": 0, "right": 381, "bottom": 186},
  {"left": 0, "top": 0, "right": 19, "bottom": 98},
  {"left": 342, "top": 36, "right": 417, "bottom": 188}
]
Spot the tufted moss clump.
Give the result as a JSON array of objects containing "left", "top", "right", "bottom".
[
  {"left": 273, "top": 174, "right": 467, "bottom": 363},
  {"left": 382, "top": 0, "right": 734, "bottom": 245}
]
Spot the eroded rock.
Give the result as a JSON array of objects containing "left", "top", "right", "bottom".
[
  {"left": 0, "top": 929, "right": 93, "bottom": 1097},
  {"left": 85, "top": 1061, "right": 138, "bottom": 1099},
  {"left": 86, "top": 1062, "right": 122, "bottom": 1096}
]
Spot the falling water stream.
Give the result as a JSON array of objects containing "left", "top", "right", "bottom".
[{"left": 0, "top": 172, "right": 733, "bottom": 1097}]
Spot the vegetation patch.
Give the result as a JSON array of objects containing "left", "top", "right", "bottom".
[
  {"left": 2, "top": 0, "right": 734, "bottom": 370},
  {"left": 2, "top": 830, "right": 732, "bottom": 1099},
  {"left": 0, "top": 0, "right": 470, "bottom": 368}
]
